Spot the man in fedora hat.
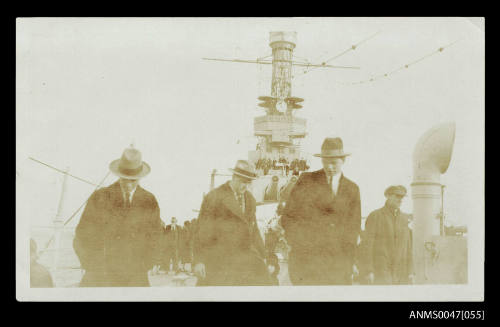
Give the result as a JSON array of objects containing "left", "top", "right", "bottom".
[
  {"left": 281, "top": 137, "right": 361, "bottom": 285},
  {"left": 193, "top": 160, "right": 273, "bottom": 286},
  {"left": 359, "top": 185, "right": 415, "bottom": 285},
  {"left": 73, "top": 145, "right": 163, "bottom": 287}
]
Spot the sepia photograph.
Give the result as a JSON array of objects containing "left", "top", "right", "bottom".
[{"left": 16, "top": 17, "right": 484, "bottom": 301}]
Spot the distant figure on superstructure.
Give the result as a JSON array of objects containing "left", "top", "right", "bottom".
[
  {"left": 163, "top": 217, "right": 181, "bottom": 273},
  {"left": 264, "top": 175, "right": 280, "bottom": 201},
  {"left": 193, "top": 160, "right": 273, "bottom": 286},
  {"left": 359, "top": 185, "right": 415, "bottom": 285},
  {"left": 30, "top": 239, "right": 54, "bottom": 288},
  {"left": 73, "top": 145, "right": 163, "bottom": 287},
  {"left": 281, "top": 137, "right": 361, "bottom": 285},
  {"left": 180, "top": 220, "right": 193, "bottom": 273}
]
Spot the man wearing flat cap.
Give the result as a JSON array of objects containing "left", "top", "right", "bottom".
[
  {"left": 73, "top": 145, "right": 163, "bottom": 287},
  {"left": 360, "top": 185, "right": 415, "bottom": 285},
  {"left": 281, "top": 137, "right": 361, "bottom": 285},
  {"left": 193, "top": 160, "right": 273, "bottom": 286}
]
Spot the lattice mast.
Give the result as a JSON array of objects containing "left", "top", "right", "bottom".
[{"left": 254, "top": 32, "right": 306, "bottom": 162}]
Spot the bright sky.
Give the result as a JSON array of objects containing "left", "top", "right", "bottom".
[{"left": 16, "top": 18, "right": 484, "bottom": 228}]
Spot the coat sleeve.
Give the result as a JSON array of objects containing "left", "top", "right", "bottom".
[
  {"left": 280, "top": 174, "right": 309, "bottom": 247},
  {"left": 73, "top": 191, "right": 105, "bottom": 272},
  {"left": 144, "top": 196, "right": 164, "bottom": 269},
  {"left": 407, "top": 228, "right": 415, "bottom": 276},
  {"left": 342, "top": 184, "right": 361, "bottom": 265},
  {"left": 251, "top": 211, "right": 267, "bottom": 260},
  {"left": 360, "top": 211, "right": 377, "bottom": 275},
  {"left": 193, "top": 191, "right": 218, "bottom": 265}
]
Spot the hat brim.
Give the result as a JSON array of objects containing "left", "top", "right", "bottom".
[
  {"left": 386, "top": 192, "right": 407, "bottom": 197},
  {"left": 109, "top": 159, "right": 151, "bottom": 180},
  {"left": 313, "top": 153, "right": 351, "bottom": 158},
  {"left": 229, "top": 168, "right": 257, "bottom": 180}
]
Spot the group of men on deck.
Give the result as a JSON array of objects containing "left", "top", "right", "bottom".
[
  {"left": 69, "top": 137, "right": 414, "bottom": 287},
  {"left": 157, "top": 217, "right": 196, "bottom": 274}
]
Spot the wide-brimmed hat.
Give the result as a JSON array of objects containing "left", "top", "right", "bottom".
[
  {"left": 313, "top": 137, "right": 351, "bottom": 158},
  {"left": 384, "top": 185, "right": 407, "bottom": 197},
  {"left": 229, "top": 160, "right": 257, "bottom": 181},
  {"left": 109, "top": 146, "right": 151, "bottom": 180}
]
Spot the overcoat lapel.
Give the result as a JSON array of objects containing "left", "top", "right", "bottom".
[
  {"left": 317, "top": 170, "right": 348, "bottom": 204},
  {"left": 108, "top": 182, "right": 126, "bottom": 214},
  {"left": 383, "top": 207, "right": 396, "bottom": 259},
  {"left": 332, "top": 174, "right": 348, "bottom": 205},
  {"left": 108, "top": 181, "right": 146, "bottom": 220},
  {"left": 336, "top": 175, "right": 347, "bottom": 197},
  {"left": 314, "top": 170, "right": 334, "bottom": 198},
  {"left": 220, "top": 183, "right": 248, "bottom": 225},
  {"left": 394, "top": 213, "right": 407, "bottom": 252}
]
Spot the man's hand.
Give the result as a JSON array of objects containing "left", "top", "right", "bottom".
[
  {"left": 267, "top": 264, "right": 276, "bottom": 275},
  {"left": 408, "top": 274, "right": 416, "bottom": 284},
  {"left": 194, "top": 263, "right": 206, "bottom": 279},
  {"left": 367, "top": 272, "right": 375, "bottom": 284}
]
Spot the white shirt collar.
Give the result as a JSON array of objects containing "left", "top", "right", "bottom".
[
  {"left": 121, "top": 186, "right": 137, "bottom": 203},
  {"left": 228, "top": 181, "right": 244, "bottom": 199}
]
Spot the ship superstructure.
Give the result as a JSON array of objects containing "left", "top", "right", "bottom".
[{"left": 249, "top": 32, "right": 307, "bottom": 175}]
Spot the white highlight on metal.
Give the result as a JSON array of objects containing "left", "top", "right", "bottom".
[{"left": 411, "top": 122, "right": 456, "bottom": 283}]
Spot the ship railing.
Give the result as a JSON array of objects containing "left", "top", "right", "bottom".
[{"left": 254, "top": 115, "right": 306, "bottom": 125}]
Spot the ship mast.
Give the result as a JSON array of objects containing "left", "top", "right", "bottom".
[
  {"left": 253, "top": 32, "right": 306, "bottom": 163},
  {"left": 203, "top": 31, "right": 360, "bottom": 167}
]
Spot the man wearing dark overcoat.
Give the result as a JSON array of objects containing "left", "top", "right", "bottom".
[
  {"left": 162, "top": 217, "right": 182, "bottom": 273},
  {"left": 180, "top": 221, "right": 193, "bottom": 272},
  {"left": 73, "top": 145, "right": 163, "bottom": 287},
  {"left": 281, "top": 137, "right": 361, "bottom": 285},
  {"left": 193, "top": 160, "right": 273, "bottom": 286},
  {"left": 360, "top": 185, "right": 415, "bottom": 285}
]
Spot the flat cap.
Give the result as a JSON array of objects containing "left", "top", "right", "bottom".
[{"left": 384, "top": 185, "right": 407, "bottom": 197}]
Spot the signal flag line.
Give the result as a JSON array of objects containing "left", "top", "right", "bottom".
[{"left": 343, "top": 38, "right": 462, "bottom": 86}]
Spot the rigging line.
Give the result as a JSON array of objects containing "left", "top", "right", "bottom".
[
  {"left": 354, "top": 30, "right": 382, "bottom": 48},
  {"left": 323, "top": 47, "right": 353, "bottom": 65},
  {"left": 293, "top": 62, "right": 359, "bottom": 69},
  {"left": 406, "top": 39, "right": 461, "bottom": 67},
  {"left": 63, "top": 170, "right": 112, "bottom": 227},
  {"left": 310, "top": 50, "right": 332, "bottom": 67},
  {"left": 29, "top": 157, "right": 99, "bottom": 187},
  {"left": 311, "top": 31, "right": 379, "bottom": 67},
  {"left": 345, "top": 38, "right": 461, "bottom": 86},
  {"left": 405, "top": 47, "right": 442, "bottom": 67},
  {"left": 257, "top": 54, "right": 272, "bottom": 61},
  {"left": 202, "top": 58, "right": 272, "bottom": 65},
  {"left": 292, "top": 54, "right": 311, "bottom": 62},
  {"left": 323, "top": 30, "right": 382, "bottom": 65},
  {"left": 40, "top": 170, "right": 111, "bottom": 254},
  {"left": 298, "top": 30, "right": 382, "bottom": 77},
  {"left": 291, "top": 59, "right": 310, "bottom": 64}
]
